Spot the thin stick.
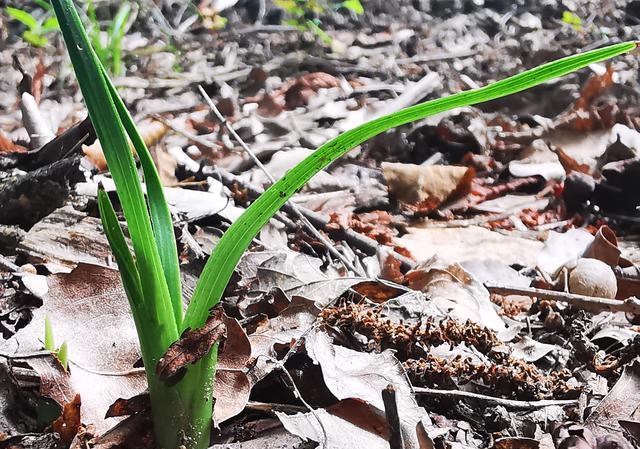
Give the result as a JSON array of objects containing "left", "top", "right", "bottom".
[
  {"left": 278, "top": 362, "right": 329, "bottom": 448},
  {"left": 215, "top": 167, "right": 416, "bottom": 271},
  {"left": 198, "top": 85, "right": 364, "bottom": 276},
  {"left": 152, "top": 114, "right": 219, "bottom": 151},
  {"left": 485, "top": 283, "right": 640, "bottom": 315},
  {"left": 382, "top": 384, "right": 404, "bottom": 449},
  {"left": 0, "top": 254, "right": 19, "bottom": 272},
  {"left": 0, "top": 350, "right": 52, "bottom": 359},
  {"left": 413, "top": 387, "right": 579, "bottom": 410},
  {"left": 0, "top": 350, "right": 145, "bottom": 376}
]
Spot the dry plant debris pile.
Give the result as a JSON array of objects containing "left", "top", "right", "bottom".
[{"left": 4, "top": 1, "right": 640, "bottom": 449}]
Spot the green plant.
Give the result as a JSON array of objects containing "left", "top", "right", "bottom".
[
  {"left": 5, "top": 5, "right": 59, "bottom": 47},
  {"left": 86, "top": 0, "right": 131, "bottom": 75},
  {"left": 562, "top": 10, "right": 583, "bottom": 31},
  {"left": 276, "top": 0, "right": 364, "bottom": 44},
  {"left": 50, "top": 1, "right": 636, "bottom": 446},
  {"left": 44, "top": 316, "right": 68, "bottom": 371}
]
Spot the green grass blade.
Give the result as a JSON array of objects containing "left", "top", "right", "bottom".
[
  {"left": 97, "top": 188, "right": 143, "bottom": 307},
  {"left": 184, "top": 41, "right": 638, "bottom": 329},
  {"left": 102, "top": 72, "right": 183, "bottom": 325},
  {"left": 57, "top": 341, "right": 68, "bottom": 371},
  {"left": 6, "top": 7, "right": 39, "bottom": 30},
  {"left": 107, "top": 2, "right": 130, "bottom": 75},
  {"left": 44, "top": 316, "right": 55, "bottom": 351},
  {"left": 50, "top": 0, "right": 177, "bottom": 343}
]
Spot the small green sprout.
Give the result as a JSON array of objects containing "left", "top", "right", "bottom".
[
  {"left": 5, "top": 6, "right": 59, "bottom": 47},
  {"left": 57, "top": 342, "right": 69, "bottom": 371},
  {"left": 86, "top": 1, "right": 131, "bottom": 75},
  {"left": 341, "top": 0, "right": 364, "bottom": 14},
  {"left": 43, "top": 316, "right": 69, "bottom": 372},
  {"left": 562, "top": 11, "right": 583, "bottom": 31},
  {"left": 44, "top": 315, "right": 55, "bottom": 352},
  {"left": 276, "top": 0, "right": 363, "bottom": 44}
]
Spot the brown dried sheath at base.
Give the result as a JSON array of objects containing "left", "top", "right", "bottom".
[{"left": 156, "top": 306, "right": 226, "bottom": 386}]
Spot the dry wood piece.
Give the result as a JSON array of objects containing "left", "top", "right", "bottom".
[
  {"left": 413, "top": 387, "right": 578, "bottom": 410},
  {"left": 485, "top": 284, "right": 640, "bottom": 315},
  {"left": 382, "top": 384, "right": 404, "bottom": 449}
]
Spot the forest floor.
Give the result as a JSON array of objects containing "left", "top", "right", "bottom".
[{"left": 3, "top": 1, "right": 640, "bottom": 448}]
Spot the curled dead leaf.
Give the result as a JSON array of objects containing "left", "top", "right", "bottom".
[
  {"left": 83, "top": 120, "right": 167, "bottom": 171},
  {"left": 382, "top": 162, "right": 475, "bottom": 207},
  {"left": 156, "top": 306, "right": 226, "bottom": 386},
  {"left": 52, "top": 394, "right": 82, "bottom": 444},
  {"left": 214, "top": 314, "right": 252, "bottom": 424},
  {"left": 105, "top": 393, "right": 151, "bottom": 418},
  {"left": 583, "top": 226, "right": 621, "bottom": 267}
]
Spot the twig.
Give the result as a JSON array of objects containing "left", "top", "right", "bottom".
[
  {"left": 395, "top": 49, "right": 478, "bottom": 65},
  {"left": 382, "top": 384, "right": 404, "bottom": 449},
  {"left": 216, "top": 168, "right": 416, "bottom": 272},
  {"left": 367, "top": 72, "right": 441, "bottom": 120},
  {"left": 198, "top": 85, "right": 364, "bottom": 276},
  {"left": 413, "top": 387, "right": 579, "bottom": 410},
  {"left": 152, "top": 115, "right": 219, "bottom": 151},
  {"left": 20, "top": 92, "right": 55, "bottom": 149},
  {"left": 0, "top": 350, "right": 52, "bottom": 359},
  {"left": 277, "top": 361, "right": 329, "bottom": 448},
  {"left": 485, "top": 283, "right": 640, "bottom": 315},
  {"left": 245, "top": 400, "right": 308, "bottom": 414},
  {"left": 69, "top": 359, "right": 145, "bottom": 376},
  {"left": 0, "top": 350, "right": 145, "bottom": 376},
  {"left": 0, "top": 254, "right": 20, "bottom": 272}
]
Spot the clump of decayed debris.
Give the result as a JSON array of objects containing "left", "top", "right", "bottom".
[
  {"left": 321, "top": 302, "right": 501, "bottom": 358},
  {"left": 404, "top": 355, "right": 574, "bottom": 400},
  {"left": 321, "top": 302, "right": 577, "bottom": 400}
]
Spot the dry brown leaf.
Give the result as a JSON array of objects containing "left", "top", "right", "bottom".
[
  {"left": 277, "top": 400, "right": 391, "bottom": 449},
  {"left": 82, "top": 120, "right": 168, "bottom": 171},
  {"left": 305, "top": 329, "right": 427, "bottom": 448},
  {"left": 352, "top": 280, "right": 405, "bottom": 303},
  {"left": 574, "top": 65, "right": 615, "bottom": 111},
  {"left": 379, "top": 251, "right": 404, "bottom": 284},
  {"left": 256, "top": 93, "right": 284, "bottom": 117},
  {"left": 249, "top": 296, "right": 320, "bottom": 360},
  {"left": 382, "top": 162, "right": 475, "bottom": 206},
  {"left": 583, "top": 226, "right": 621, "bottom": 267},
  {"left": 405, "top": 256, "right": 506, "bottom": 332},
  {"left": 0, "top": 130, "right": 28, "bottom": 153},
  {"left": 213, "top": 370, "right": 251, "bottom": 425},
  {"left": 554, "top": 146, "right": 592, "bottom": 175},
  {"left": 52, "top": 394, "right": 82, "bottom": 444},
  {"left": 156, "top": 306, "right": 226, "bottom": 386},
  {"left": 105, "top": 393, "right": 150, "bottom": 418},
  {"left": 494, "top": 437, "right": 539, "bottom": 449},
  {"left": 213, "top": 314, "right": 252, "bottom": 424},
  {"left": 398, "top": 225, "right": 543, "bottom": 268},
  {"left": 0, "top": 263, "right": 147, "bottom": 433},
  {"left": 586, "top": 361, "right": 640, "bottom": 441},
  {"left": 283, "top": 72, "right": 341, "bottom": 109}
]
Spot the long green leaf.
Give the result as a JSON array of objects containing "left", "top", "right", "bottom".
[
  {"left": 6, "top": 7, "right": 39, "bottom": 30},
  {"left": 97, "top": 188, "right": 143, "bottom": 311},
  {"left": 50, "top": 0, "right": 177, "bottom": 345},
  {"left": 102, "top": 71, "right": 183, "bottom": 326},
  {"left": 107, "top": 2, "right": 130, "bottom": 75},
  {"left": 184, "top": 41, "right": 638, "bottom": 329}
]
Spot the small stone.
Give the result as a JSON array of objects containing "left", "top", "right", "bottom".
[{"left": 569, "top": 258, "right": 617, "bottom": 299}]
